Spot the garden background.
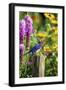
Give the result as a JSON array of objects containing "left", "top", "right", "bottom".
[{"left": 19, "top": 12, "right": 58, "bottom": 78}]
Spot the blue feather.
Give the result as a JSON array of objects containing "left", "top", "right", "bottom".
[{"left": 24, "top": 44, "right": 41, "bottom": 55}]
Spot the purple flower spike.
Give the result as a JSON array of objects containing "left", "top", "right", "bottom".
[
  {"left": 25, "top": 24, "right": 33, "bottom": 35},
  {"left": 19, "top": 44, "right": 25, "bottom": 64},
  {"left": 19, "top": 19, "right": 26, "bottom": 30},
  {"left": 24, "top": 15, "right": 33, "bottom": 35},
  {"left": 24, "top": 15, "right": 33, "bottom": 49},
  {"left": 19, "top": 19, "right": 26, "bottom": 37},
  {"left": 19, "top": 19, "right": 26, "bottom": 43},
  {"left": 19, "top": 44, "right": 25, "bottom": 55},
  {"left": 24, "top": 15, "right": 33, "bottom": 24}
]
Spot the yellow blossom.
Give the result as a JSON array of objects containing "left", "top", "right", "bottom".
[
  {"left": 52, "top": 44, "right": 58, "bottom": 50},
  {"left": 37, "top": 32, "right": 47, "bottom": 38},
  {"left": 44, "top": 46, "right": 52, "bottom": 52},
  {"left": 44, "top": 13, "right": 56, "bottom": 20},
  {"left": 44, "top": 13, "right": 50, "bottom": 18},
  {"left": 44, "top": 13, "right": 58, "bottom": 25},
  {"left": 51, "top": 19, "right": 58, "bottom": 25},
  {"left": 52, "top": 26, "right": 58, "bottom": 33},
  {"left": 49, "top": 14, "right": 56, "bottom": 19}
]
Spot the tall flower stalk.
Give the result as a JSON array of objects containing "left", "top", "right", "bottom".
[
  {"left": 19, "top": 44, "right": 25, "bottom": 64},
  {"left": 19, "top": 20, "right": 25, "bottom": 64},
  {"left": 24, "top": 15, "right": 33, "bottom": 49}
]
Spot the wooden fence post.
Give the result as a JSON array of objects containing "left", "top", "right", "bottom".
[
  {"left": 32, "top": 55, "right": 39, "bottom": 77},
  {"left": 39, "top": 55, "right": 46, "bottom": 77}
]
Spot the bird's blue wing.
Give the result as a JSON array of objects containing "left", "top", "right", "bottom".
[{"left": 30, "top": 44, "right": 41, "bottom": 54}]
